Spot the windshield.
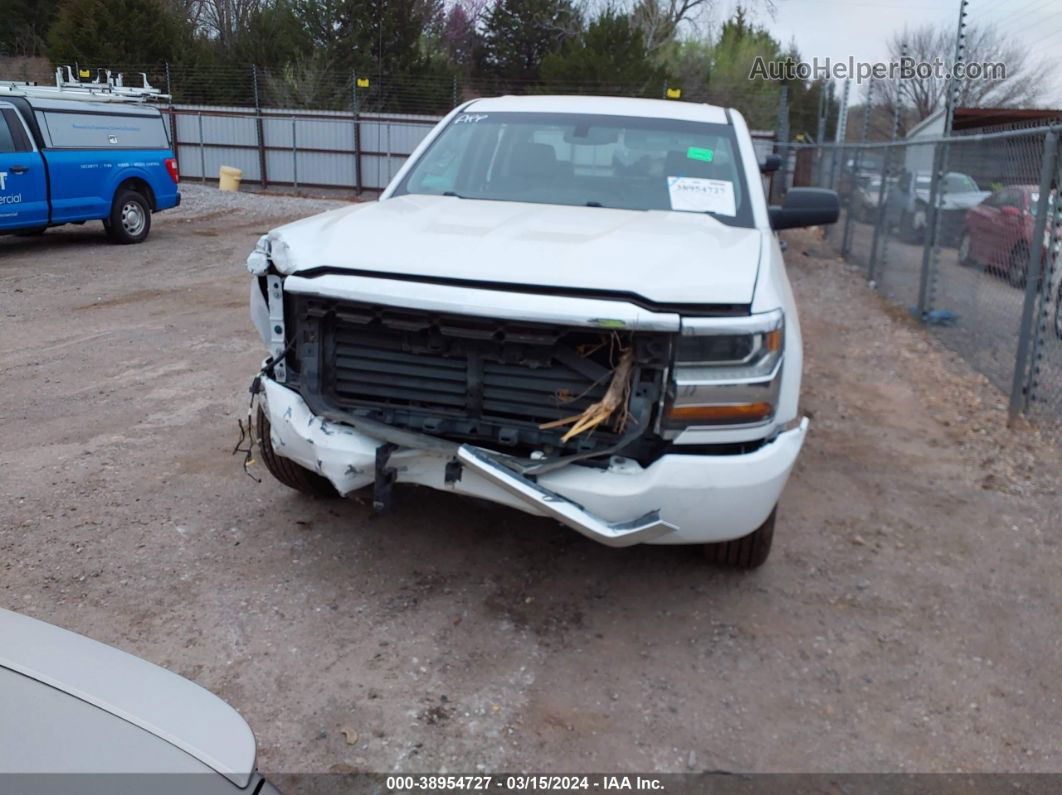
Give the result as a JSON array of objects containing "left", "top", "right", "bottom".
[{"left": 394, "top": 111, "right": 754, "bottom": 227}]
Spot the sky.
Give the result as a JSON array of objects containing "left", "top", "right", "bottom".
[{"left": 745, "top": 0, "right": 1062, "bottom": 107}]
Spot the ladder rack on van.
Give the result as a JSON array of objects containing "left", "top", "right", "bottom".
[{"left": 0, "top": 66, "right": 171, "bottom": 104}]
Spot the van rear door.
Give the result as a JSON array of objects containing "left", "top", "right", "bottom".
[{"left": 0, "top": 103, "right": 48, "bottom": 230}]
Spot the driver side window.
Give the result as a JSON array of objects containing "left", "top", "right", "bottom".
[
  {"left": 0, "top": 111, "right": 17, "bottom": 153},
  {"left": 0, "top": 109, "right": 32, "bottom": 153}
]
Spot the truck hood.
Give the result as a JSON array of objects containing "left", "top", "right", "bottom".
[
  {"left": 914, "top": 189, "right": 992, "bottom": 209},
  {"left": 263, "top": 194, "right": 766, "bottom": 306},
  {"left": 0, "top": 608, "right": 256, "bottom": 787}
]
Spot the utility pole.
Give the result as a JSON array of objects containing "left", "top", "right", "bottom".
[
  {"left": 842, "top": 80, "right": 874, "bottom": 257},
  {"left": 814, "top": 81, "right": 833, "bottom": 186},
  {"left": 829, "top": 78, "right": 851, "bottom": 191},
  {"left": 868, "top": 42, "right": 907, "bottom": 284},
  {"left": 916, "top": 0, "right": 969, "bottom": 318}
]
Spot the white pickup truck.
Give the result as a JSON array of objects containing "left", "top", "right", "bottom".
[{"left": 246, "top": 95, "right": 838, "bottom": 567}]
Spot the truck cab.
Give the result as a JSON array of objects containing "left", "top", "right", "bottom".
[{"left": 0, "top": 69, "right": 179, "bottom": 243}]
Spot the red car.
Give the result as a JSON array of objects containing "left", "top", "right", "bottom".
[{"left": 958, "top": 185, "right": 1057, "bottom": 288}]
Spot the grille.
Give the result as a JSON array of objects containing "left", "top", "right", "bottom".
[
  {"left": 324, "top": 310, "right": 611, "bottom": 426},
  {"left": 291, "top": 296, "right": 669, "bottom": 452}
]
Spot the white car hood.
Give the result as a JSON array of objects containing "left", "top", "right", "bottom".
[
  {"left": 914, "top": 189, "right": 992, "bottom": 209},
  {"left": 264, "top": 194, "right": 765, "bottom": 306},
  {"left": 0, "top": 608, "right": 256, "bottom": 787}
]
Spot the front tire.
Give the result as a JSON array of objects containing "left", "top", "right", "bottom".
[
  {"left": 257, "top": 406, "right": 339, "bottom": 498},
  {"left": 957, "top": 230, "right": 975, "bottom": 266},
  {"left": 898, "top": 211, "right": 919, "bottom": 243},
  {"left": 106, "top": 189, "right": 151, "bottom": 244},
  {"left": 704, "top": 508, "right": 776, "bottom": 569},
  {"left": 1007, "top": 244, "right": 1029, "bottom": 288}
]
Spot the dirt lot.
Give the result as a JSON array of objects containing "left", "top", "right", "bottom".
[{"left": 1, "top": 187, "right": 1060, "bottom": 775}]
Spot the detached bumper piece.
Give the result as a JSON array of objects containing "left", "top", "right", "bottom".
[{"left": 457, "top": 445, "right": 676, "bottom": 547}]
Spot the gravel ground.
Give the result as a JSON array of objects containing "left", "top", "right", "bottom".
[
  {"left": 169, "top": 183, "right": 350, "bottom": 221},
  {"left": 1, "top": 188, "right": 1060, "bottom": 775}
]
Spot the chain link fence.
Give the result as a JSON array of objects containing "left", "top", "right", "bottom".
[{"left": 788, "top": 128, "right": 1062, "bottom": 426}]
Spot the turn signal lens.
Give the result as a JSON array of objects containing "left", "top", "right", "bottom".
[
  {"left": 666, "top": 402, "right": 774, "bottom": 425},
  {"left": 765, "top": 327, "right": 783, "bottom": 352}
]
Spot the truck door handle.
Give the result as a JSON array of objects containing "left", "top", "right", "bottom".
[{"left": 10, "top": 166, "right": 29, "bottom": 174}]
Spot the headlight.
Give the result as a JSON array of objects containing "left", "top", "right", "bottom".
[
  {"left": 246, "top": 234, "right": 271, "bottom": 275},
  {"left": 665, "top": 309, "right": 784, "bottom": 428}
]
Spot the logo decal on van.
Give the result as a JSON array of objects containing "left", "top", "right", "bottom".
[
  {"left": 108, "top": 135, "right": 118, "bottom": 144},
  {"left": 0, "top": 172, "right": 23, "bottom": 204}
]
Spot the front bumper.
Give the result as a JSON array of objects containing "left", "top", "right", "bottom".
[{"left": 260, "top": 378, "right": 807, "bottom": 546}]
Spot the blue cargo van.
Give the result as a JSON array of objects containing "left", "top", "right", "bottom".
[{"left": 0, "top": 87, "right": 179, "bottom": 244}]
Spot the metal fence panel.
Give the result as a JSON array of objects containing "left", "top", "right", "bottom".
[{"left": 167, "top": 104, "right": 439, "bottom": 189}]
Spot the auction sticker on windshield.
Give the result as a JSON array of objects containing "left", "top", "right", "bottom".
[{"left": 667, "top": 176, "right": 736, "bottom": 215}]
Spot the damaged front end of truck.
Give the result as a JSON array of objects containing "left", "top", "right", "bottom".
[
  {"left": 244, "top": 223, "right": 806, "bottom": 552},
  {"left": 245, "top": 234, "right": 694, "bottom": 546}
]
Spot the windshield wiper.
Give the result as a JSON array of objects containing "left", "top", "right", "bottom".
[{"left": 442, "top": 191, "right": 465, "bottom": 199}]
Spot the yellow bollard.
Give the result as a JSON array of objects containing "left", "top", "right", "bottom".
[{"left": 218, "top": 166, "right": 243, "bottom": 192}]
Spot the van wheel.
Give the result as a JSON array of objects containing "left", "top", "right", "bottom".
[
  {"left": 704, "top": 508, "right": 776, "bottom": 569},
  {"left": 256, "top": 406, "right": 339, "bottom": 498},
  {"left": 106, "top": 189, "right": 151, "bottom": 244}
]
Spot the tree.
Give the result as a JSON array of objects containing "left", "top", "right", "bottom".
[
  {"left": 1, "top": 0, "right": 61, "bottom": 57},
  {"left": 48, "top": 0, "right": 192, "bottom": 64},
  {"left": 880, "top": 22, "right": 1053, "bottom": 134},
  {"left": 290, "top": 0, "right": 439, "bottom": 75},
  {"left": 541, "top": 9, "right": 665, "bottom": 94},
  {"left": 193, "top": 0, "right": 267, "bottom": 48},
  {"left": 438, "top": 2, "right": 482, "bottom": 75},
  {"left": 654, "top": 6, "right": 811, "bottom": 130},
  {"left": 631, "top": 0, "right": 712, "bottom": 52},
  {"left": 707, "top": 6, "right": 783, "bottom": 121},
  {"left": 219, "top": 0, "right": 309, "bottom": 68},
  {"left": 480, "top": 0, "right": 581, "bottom": 85}
]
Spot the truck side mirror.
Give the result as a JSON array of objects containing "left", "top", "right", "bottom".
[
  {"left": 760, "top": 154, "right": 782, "bottom": 174},
  {"left": 769, "top": 188, "right": 841, "bottom": 230}
]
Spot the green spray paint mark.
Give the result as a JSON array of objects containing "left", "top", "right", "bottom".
[{"left": 687, "top": 147, "right": 714, "bottom": 162}]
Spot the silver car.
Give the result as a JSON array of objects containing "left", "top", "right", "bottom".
[{"left": 0, "top": 608, "right": 280, "bottom": 795}]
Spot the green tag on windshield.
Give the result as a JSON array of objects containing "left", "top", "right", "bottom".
[{"left": 687, "top": 146, "right": 714, "bottom": 162}]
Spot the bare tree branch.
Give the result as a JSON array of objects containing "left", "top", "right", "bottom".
[{"left": 875, "top": 22, "right": 1053, "bottom": 135}]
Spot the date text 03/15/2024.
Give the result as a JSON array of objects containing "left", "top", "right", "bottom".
[{"left": 383, "top": 774, "right": 666, "bottom": 791}]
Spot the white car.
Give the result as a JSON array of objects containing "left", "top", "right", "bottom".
[
  {"left": 0, "top": 608, "right": 279, "bottom": 794},
  {"left": 246, "top": 95, "right": 838, "bottom": 567}
]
